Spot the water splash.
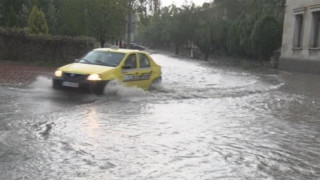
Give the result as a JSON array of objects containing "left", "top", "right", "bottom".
[
  {"left": 29, "top": 76, "right": 53, "bottom": 91},
  {"left": 104, "top": 80, "right": 149, "bottom": 97}
]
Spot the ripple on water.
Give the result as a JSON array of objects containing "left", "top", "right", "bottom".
[{"left": 1, "top": 54, "right": 320, "bottom": 179}]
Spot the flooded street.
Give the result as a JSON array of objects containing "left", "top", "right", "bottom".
[{"left": 0, "top": 53, "right": 320, "bottom": 179}]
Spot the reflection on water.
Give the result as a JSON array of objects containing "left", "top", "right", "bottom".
[
  {"left": 0, "top": 54, "right": 320, "bottom": 179},
  {"left": 84, "top": 107, "right": 100, "bottom": 138},
  {"left": 280, "top": 71, "right": 320, "bottom": 97}
]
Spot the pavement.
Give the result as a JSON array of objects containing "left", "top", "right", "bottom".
[{"left": 0, "top": 62, "right": 55, "bottom": 87}]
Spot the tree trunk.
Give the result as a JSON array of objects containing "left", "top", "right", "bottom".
[
  {"left": 127, "top": 0, "right": 133, "bottom": 46},
  {"left": 175, "top": 44, "right": 179, "bottom": 55},
  {"left": 204, "top": 52, "right": 209, "bottom": 61},
  {"left": 100, "top": 39, "right": 105, "bottom": 48}
]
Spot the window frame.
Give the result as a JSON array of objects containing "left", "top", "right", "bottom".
[
  {"left": 310, "top": 11, "right": 320, "bottom": 48},
  {"left": 138, "top": 53, "right": 151, "bottom": 68},
  {"left": 293, "top": 13, "right": 305, "bottom": 49},
  {"left": 123, "top": 53, "right": 137, "bottom": 69}
]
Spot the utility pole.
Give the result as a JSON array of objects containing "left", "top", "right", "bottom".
[
  {"left": 126, "top": 0, "right": 133, "bottom": 47},
  {"left": 83, "top": 0, "right": 89, "bottom": 49}
]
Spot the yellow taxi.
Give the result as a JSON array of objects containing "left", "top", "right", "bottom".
[{"left": 52, "top": 48, "right": 162, "bottom": 94}]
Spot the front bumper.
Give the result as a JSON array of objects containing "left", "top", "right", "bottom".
[
  {"left": 53, "top": 78, "right": 107, "bottom": 89},
  {"left": 52, "top": 72, "right": 108, "bottom": 92}
]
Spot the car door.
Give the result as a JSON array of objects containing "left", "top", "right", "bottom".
[
  {"left": 120, "top": 53, "right": 141, "bottom": 87},
  {"left": 135, "top": 53, "right": 153, "bottom": 89}
]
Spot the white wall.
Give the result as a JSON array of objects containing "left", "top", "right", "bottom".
[{"left": 281, "top": 0, "right": 320, "bottom": 61}]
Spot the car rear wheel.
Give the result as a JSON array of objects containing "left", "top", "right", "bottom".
[{"left": 149, "top": 77, "right": 162, "bottom": 90}]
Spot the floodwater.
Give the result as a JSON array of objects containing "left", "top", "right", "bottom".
[{"left": 0, "top": 53, "right": 320, "bottom": 180}]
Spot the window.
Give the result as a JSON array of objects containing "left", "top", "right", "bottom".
[
  {"left": 79, "top": 50, "right": 125, "bottom": 67},
  {"left": 124, "top": 54, "right": 137, "bottom": 69},
  {"left": 139, "top": 54, "right": 150, "bottom": 68},
  {"left": 293, "top": 14, "right": 304, "bottom": 48},
  {"left": 311, "top": 11, "right": 320, "bottom": 48}
]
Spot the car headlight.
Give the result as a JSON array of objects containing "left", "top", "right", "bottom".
[
  {"left": 87, "top": 74, "right": 102, "bottom": 81},
  {"left": 55, "top": 70, "right": 63, "bottom": 77}
]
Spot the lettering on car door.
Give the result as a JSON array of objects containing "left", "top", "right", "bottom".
[{"left": 123, "top": 53, "right": 152, "bottom": 82}]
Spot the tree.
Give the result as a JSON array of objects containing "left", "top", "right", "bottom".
[
  {"left": 167, "top": 5, "right": 196, "bottom": 55},
  {"left": 136, "top": 6, "right": 173, "bottom": 47},
  {"left": 211, "top": 19, "right": 228, "bottom": 54},
  {"left": 28, "top": 6, "right": 49, "bottom": 34},
  {"left": 0, "top": 0, "right": 25, "bottom": 27},
  {"left": 0, "top": 2, "right": 4, "bottom": 26},
  {"left": 46, "top": 0, "right": 57, "bottom": 34},
  {"left": 148, "top": 0, "right": 161, "bottom": 15},
  {"left": 138, "top": 0, "right": 161, "bottom": 16},
  {"left": 57, "top": 0, "right": 86, "bottom": 36},
  {"left": 86, "top": 0, "right": 127, "bottom": 47},
  {"left": 19, "top": 2, "right": 32, "bottom": 27},
  {"left": 136, "top": 0, "right": 285, "bottom": 61},
  {"left": 126, "top": 0, "right": 162, "bottom": 45},
  {"left": 250, "top": 15, "right": 281, "bottom": 60},
  {"left": 192, "top": 5, "right": 214, "bottom": 60},
  {"left": 214, "top": 0, "right": 246, "bottom": 20},
  {"left": 7, "top": 7, "right": 18, "bottom": 27}
]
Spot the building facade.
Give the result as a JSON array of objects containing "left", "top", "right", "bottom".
[{"left": 280, "top": 0, "right": 320, "bottom": 74}]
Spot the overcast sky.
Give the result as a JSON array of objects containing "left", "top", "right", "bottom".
[{"left": 161, "top": 0, "right": 212, "bottom": 7}]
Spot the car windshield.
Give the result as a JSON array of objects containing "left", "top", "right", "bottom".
[{"left": 78, "top": 50, "right": 125, "bottom": 67}]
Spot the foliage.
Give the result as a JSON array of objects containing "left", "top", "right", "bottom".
[
  {"left": 86, "top": 0, "right": 127, "bottom": 47},
  {"left": 214, "top": 0, "right": 247, "bottom": 20},
  {"left": 0, "top": 27, "right": 94, "bottom": 65},
  {"left": 168, "top": 5, "right": 196, "bottom": 54},
  {"left": 28, "top": 6, "right": 48, "bottom": 34},
  {"left": 57, "top": 0, "right": 86, "bottom": 36},
  {"left": 7, "top": 7, "right": 18, "bottom": 27},
  {"left": 192, "top": 5, "right": 213, "bottom": 60},
  {"left": 137, "top": 0, "right": 285, "bottom": 61},
  {"left": 250, "top": 15, "right": 282, "bottom": 60},
  {"left": 0, "top": 0, "right": 285, "bottom": 62},
  {"left": 136, "top": 6, "right": 175, "bottom": 48},
  {"left": 0, "top": 0, "right": 24, "bottom": 26},
  {"left": 46, "top": 0, "right": 57, "bottom": 34},
  {"left": 19, "top": 3, "right": 32, "bottom": 27},
  {"left": 0, "top": 0, "right": 161, "bottom": 44}
]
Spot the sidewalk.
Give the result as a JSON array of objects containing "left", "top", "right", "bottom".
[{"left": 0, "top": 62, "right": 55, "bottom": 87}]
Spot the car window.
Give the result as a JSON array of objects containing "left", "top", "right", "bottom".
[
  {"left": 124, "top": 54, "right": 137, "bottom": 69},
  {"left": 79, "top": 50, "right": 125, "bottom": 67},
  {"left": 139, "top": 54, "right": 150, "bottom": 68}
]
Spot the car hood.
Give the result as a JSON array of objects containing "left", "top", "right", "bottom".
[{"left": 59, "top": 63, "right": 115, "bottom": 74}]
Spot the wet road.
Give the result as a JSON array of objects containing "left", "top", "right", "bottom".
[{"left": 0, "top": 53, "right": 320, "bottom": 179}]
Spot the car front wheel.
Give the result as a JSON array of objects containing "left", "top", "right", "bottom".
[
  {"left": 90, "top": 81, "right": 108, "bottom": 95},
  {"left": 52, "top": 79, "right": 62, "bottom": 89}
]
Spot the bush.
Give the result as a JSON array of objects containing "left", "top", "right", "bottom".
[{"left": 0, "top": 27, "right": 94, "bottom": 65}]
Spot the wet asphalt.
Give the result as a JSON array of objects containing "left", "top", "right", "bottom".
[{"left": 0, "top": 54, "right": 320, "bottom": 179}]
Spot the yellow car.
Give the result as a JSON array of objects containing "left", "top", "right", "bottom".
[{"left": 52, "top": 48, "right": 162, "bottom": 94}]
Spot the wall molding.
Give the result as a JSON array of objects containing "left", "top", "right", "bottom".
[
  {"left": 293, "top": 7, "right": 307, "bottom": 13},
  {"left": 310, "top": 4, "right": 320, "bottom": 10}
]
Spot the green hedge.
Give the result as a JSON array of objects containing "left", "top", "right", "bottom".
[{"left": 0, "top": 27, "right": 94, "bottom": 65}]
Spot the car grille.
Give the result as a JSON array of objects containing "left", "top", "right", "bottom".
[{"left": 63, "top": 73, "right": 88, "bottom": 82}]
